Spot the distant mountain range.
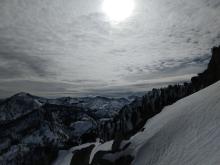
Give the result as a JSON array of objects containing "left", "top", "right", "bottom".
[
  {"left": 0, "top": 91, "right": 136, "bottom": 164},
  {"left": 0, "top": 46, "right": 220, "bottom": 165}
]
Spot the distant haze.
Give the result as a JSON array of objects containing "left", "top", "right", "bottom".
[{"left": 0, "top": 0, "right": 220, "bottom": 98}]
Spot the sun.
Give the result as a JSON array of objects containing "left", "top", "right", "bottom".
[{"left": 102, "top": 0, "right": 135, "bottom": 22}]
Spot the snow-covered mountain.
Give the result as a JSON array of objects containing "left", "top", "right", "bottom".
[
  {"left": 0, "top": 93, "right": 132, "bottom": 164},
  {"left": 0, "top": 92, "right": 43, "bottom": 122},
  {"left": 58, "top": 80, "right": 220, "bottom": 165}
]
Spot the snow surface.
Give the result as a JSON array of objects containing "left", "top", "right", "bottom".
[
  {"left": 89, "top": 140, "right": 113, "bottom": 164},
  {"left": 128, "top": 81, "right": 220, "bottom": 165}
]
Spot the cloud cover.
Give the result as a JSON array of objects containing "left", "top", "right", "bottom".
[{"left": 0, "top": 0, "right": 220, "bottom": 97}]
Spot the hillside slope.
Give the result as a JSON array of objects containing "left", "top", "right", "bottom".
[
  {"left": 87, "top": 80, "right": 220, "bottom": 164},
  {"left": 130, "top": 80, "right": 220, "bottom": 165}
]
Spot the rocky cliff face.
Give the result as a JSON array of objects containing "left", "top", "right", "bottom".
[{"left": 191, "top": 46, "right": 220, "bottom": 89}]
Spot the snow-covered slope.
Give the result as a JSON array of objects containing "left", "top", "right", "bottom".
[
  {"left": 74, "top": 81, "right": 220, "bottom": 165},
  {"left": 129, "top": 80, "right": 220, "bottom": 165}
]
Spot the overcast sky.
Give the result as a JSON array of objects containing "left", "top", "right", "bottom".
[{"left": 0, "top": 0, "right": 220, "bottom": 98}]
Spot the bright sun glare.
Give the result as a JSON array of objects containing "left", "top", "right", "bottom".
[{"left": 102, "top": 0, "right": 135, "bottom": 22}]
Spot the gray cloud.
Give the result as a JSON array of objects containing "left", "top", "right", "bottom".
[
  {"left": 0, "top": 50, "right": 51, "bottom": 79},
  {"left": 0, "top": 0, "right": 220, "bottom": 98},
  {"left": 205, "top": 0, "right": 220, "bottom": 8},
  {"left": 150, "top": 54, "right": 211, "bottom": 73},
  {"left": 0, "top": 35, "right": 54, "bottom": 79}
]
